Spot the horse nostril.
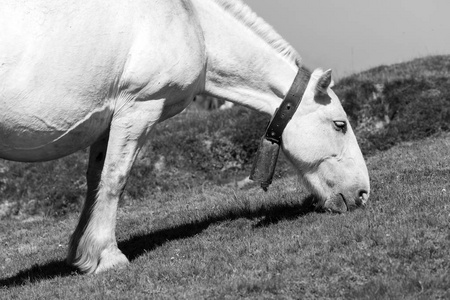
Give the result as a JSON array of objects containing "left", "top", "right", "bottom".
[{"left": 356, "top": 190, "right": 369, "bottom": 207}]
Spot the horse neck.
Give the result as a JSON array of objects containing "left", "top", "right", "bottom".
[{"left": 192, "top": 0, "right": 300, "bottom": 115}]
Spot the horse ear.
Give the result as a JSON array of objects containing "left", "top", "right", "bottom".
[{"left": 315, "top": 69, "right": 333, "bottom": 96}]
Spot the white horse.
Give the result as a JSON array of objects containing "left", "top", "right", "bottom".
[{"left": 0, "top": 0, "right": 370, "bottom": 274}]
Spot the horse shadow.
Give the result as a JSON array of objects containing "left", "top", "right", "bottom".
[{"left": 0, "top": 195, "right": 316, "bottom": 288}]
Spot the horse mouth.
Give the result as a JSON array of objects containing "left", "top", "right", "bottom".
[
  {"left": 322, "top": 192, "right": 367, "bottom": 213},
  {"left": 323, "top": 193, "right": 348, "bottom": 213}
]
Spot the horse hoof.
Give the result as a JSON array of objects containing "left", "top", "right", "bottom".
[{"left": 94, "top": 246, "right": 130, "bottom": 273}]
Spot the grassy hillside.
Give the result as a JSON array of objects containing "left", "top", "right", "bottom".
[
  {"left": 1, "top": 131, "right": 449, "bottom": 299},
  {"left": 334, "top": 55, "right": 450, "bottom": 154},
  {"left": 1, "top": 55, "right": 450, "bottom": 298}
]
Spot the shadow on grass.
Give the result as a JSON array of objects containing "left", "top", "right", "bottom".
[
  {"left": 0, "top": 260, "right": 78, "bottom": 288},
  {"left": 120, "top": 195, "right": 316, "bottom": 261},
  {"left": 0, "top": 195, "right": 315, "bottom": 288}
]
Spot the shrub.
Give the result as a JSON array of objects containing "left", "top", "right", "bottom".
[{"left": 334, "top": 55, "right": 450, "bottom": 155}]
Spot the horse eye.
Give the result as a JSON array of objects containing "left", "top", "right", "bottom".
[{"left": 333, "top": 121, "right": 347, "bottom": 132}]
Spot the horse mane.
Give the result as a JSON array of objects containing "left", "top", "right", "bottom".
[{"left": 212, "top": 0, "right": 302, "bottom": 67}]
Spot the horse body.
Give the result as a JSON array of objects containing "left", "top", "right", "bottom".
[
  {"left": 0, "top": 0, "right": 205, "bottom": 161},
  {"left": 0, "top": 0, "right": 370, "bottom": 274}
]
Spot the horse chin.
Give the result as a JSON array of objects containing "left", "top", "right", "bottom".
[
  {"left": 322, "top": 193, "right": 348, "bottom": 213},
  {"left": 297, "top": 173, "right": 354, "bottom": 213}
]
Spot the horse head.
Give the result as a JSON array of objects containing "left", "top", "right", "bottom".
[{"left": 282, "top": 69, "right": 370, "bottom": 212}]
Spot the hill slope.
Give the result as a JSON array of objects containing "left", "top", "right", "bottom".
[
  {"left": 1, "top": 130, "right": 449, "bottom": 299},
  {"left": 334, "top": 55, "right": 450, "bottom": 154}
]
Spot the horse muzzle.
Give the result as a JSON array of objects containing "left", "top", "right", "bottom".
[{"left": 323, "top": 190, "right": 369, "bottom": 213}]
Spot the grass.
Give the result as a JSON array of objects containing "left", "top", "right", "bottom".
[
  {"left": 1, "top": 55, "right": 450, "bottom": 298},
  {"left": 1, "top": 132, "right": 450, "bottom": 299}
]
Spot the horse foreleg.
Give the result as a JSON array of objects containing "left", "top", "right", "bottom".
[{"left": 67, "top": 105, "right": 156, "bottom": 274}]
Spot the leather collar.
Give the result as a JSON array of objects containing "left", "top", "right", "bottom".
[{"left": 264, "top": 69, "right": 311, "bottom": 144}]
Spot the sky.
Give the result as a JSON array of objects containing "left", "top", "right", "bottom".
[{"left": 245, "top": 0, "right": 450, "bottom": 78}]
